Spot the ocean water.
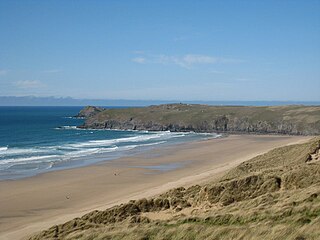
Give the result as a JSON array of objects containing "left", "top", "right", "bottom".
[{"left": 0, "top": 107, "right": 219, "bottom": 180}]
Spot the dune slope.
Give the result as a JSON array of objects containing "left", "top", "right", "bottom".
[{"left": 30, "top": 137, "right": 320, "bottom": 240}]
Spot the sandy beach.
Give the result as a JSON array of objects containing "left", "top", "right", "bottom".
[{"left": 0, "top": 134, "right": 311, "bottom": 239}]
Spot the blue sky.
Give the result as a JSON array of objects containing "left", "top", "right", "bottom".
[{"left": 0, "top": 0, "right": 319, "bottom": 101}]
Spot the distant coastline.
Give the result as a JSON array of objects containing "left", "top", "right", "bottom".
[{"left": 1, "top": 96, "right": 320, "bottom": 107}]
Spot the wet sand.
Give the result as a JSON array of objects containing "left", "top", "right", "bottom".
[{"left": 0, "top": 134, "right": 311, "bottom": 239}]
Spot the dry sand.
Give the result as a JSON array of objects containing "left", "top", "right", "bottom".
[{"left": 0, "top": 135, "right": 311, "bottom": 239}]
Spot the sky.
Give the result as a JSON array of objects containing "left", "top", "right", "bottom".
[{"left": 0, "top": 0, "right": 319, "bottom": 101}]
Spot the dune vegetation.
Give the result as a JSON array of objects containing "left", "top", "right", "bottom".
[{"left": 30, "top": 137, "right": 320, "bottom": 240}]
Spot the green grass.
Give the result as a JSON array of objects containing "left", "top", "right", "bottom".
[{"left": 82, "top": 104, "right": 320, "bottom": 135}]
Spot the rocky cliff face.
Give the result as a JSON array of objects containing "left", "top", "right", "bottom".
[{"left": 78, "top": 104, "right": 320, "bottom": 135}]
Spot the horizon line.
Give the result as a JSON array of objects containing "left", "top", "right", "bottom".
[{"left": 1, "top": 95, "right": 320, "bottom": 103}]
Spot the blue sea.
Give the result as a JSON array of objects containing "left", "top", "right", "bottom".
[{"left": 0, "top": 107, "right": 218, "bottom": 180}]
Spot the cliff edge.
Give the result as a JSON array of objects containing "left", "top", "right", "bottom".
[{"left": 78, "top": 104, "right": 320, "bottom": 135}]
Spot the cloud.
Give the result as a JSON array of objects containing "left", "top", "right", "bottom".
[
  {"left": 131, "top": 53, "right": 243, "bottom": 68},
  {"left": 183, "top": 55, "right": 218, "bottom": 64},
  {"left": 0, "top": 69, "right": 8, "bottom": 76},
  {"left": 132, "top": 57, "right": 146, "bottom": 64},
  {"left": 157, "top": 54, "right": 218, "bottom": 68},
  {"left": 14, "top": 80, "right": 45, "bottom": 89}
]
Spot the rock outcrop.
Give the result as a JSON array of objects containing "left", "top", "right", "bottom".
[
  {"left": 78, "top": 104, "right": 320, "bottom": 135},
  {"left": 75, "top": 106, "right": 104, "bottom": 118}
]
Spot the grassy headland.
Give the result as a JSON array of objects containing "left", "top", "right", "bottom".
[{"left": 78, "top": 104, "right": 320, "bottom": 135}]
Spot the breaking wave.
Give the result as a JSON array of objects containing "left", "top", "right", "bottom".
[{"left": 0, "top": 128, "right": 219, "bottom": 179}]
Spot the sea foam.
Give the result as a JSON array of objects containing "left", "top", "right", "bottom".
[{"left": 0, "top": 146, "right": 8, "bottom": 152}]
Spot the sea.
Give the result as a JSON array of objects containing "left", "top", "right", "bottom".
[{"left": 0, "top": 106, "right": 219, "bottom": 180}]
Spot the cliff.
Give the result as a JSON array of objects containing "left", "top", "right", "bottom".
[
  {"left": 78, "top": 104, "right": 320, "bottom": 135},
  {"left": 30, "top": 137, "right": 320, "bottom": 240}
]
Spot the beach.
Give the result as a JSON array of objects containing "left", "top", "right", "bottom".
[{"left": 0, "top": 134, "right": 311, "bottom": 239}]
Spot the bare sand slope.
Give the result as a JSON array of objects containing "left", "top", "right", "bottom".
[{"left": 0, "top": 135, "right": 310, "bottom": 239}]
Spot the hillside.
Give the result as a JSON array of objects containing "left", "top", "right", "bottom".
[
  {"left": 78, "top": 104, "right": 320, "bottom": 135},
  {"left": 30, "top": 137, "right": 320, "bottom": 240}
]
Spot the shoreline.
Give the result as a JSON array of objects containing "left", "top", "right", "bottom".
[
  {"left": 0, "top": 134, "right": 312, "bottom": 239},
  {"left": 0, "top": 130, "right": 219, "bottom": 181}
]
